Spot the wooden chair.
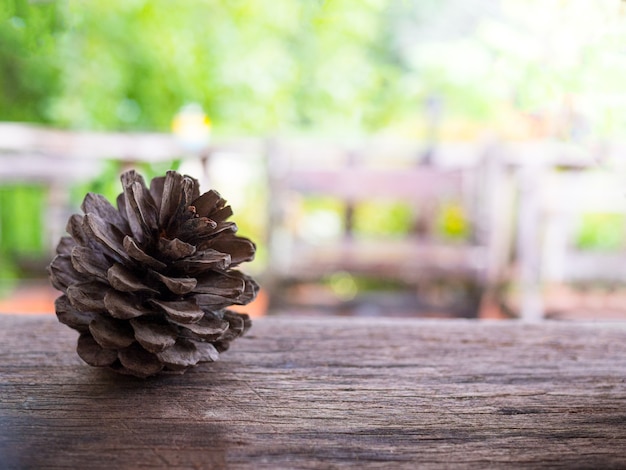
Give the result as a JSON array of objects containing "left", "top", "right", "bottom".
[
  {"left": 501, "top": 141, "right": 626, "bottom": 320},
  {"left": 264, "top": 139, "right": 514, "bottom": 317},
  {"left": 523, "top": 164, "right": 626, "bottom": 320}
]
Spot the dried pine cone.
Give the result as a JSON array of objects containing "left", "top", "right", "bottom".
[{"left": 48, "top": 170, "right": 258, "bottom": 377}]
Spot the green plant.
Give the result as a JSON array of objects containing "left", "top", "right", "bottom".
[{"left": 576, "top": 213, "right": 626, "bottom": 251}]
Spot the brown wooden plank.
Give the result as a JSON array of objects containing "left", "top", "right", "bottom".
[{"left": 1, "top": 314, "right": 625, "bottom": 469}]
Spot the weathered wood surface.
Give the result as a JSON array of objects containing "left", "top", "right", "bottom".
[{"left": 1, "top": 314, "right": 625, "bottom": 469}]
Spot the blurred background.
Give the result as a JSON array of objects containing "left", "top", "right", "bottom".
[{"left": 2, "top": 0, "right": 626, "bottom": 321}]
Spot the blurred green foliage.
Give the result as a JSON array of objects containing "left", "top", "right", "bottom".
[
  {"left": 0, "top": 185, "right": 46, "bottom": 283},
  {"left": 353, "top": 201, "right": 414, "bottom": 238},
  {"left": 0, "top": 0, "right": 413, "bottom": 135},
  {"left": 436, "top": 202, "right": 470, "bottom": 241},
  {"left": 2, "top": 0, "right": 624, "bottom": 136},
  {"left": 1, "top": 0, "right": 626, "bottom": 287},
  {"left": 0, "top": 0, "right": 62, "bottom": 123},
  {"left": 297, "top": 196, "right": 468, "bottom": 240},
  {"left": 576, "top": 213, "right": 626, "bottom": 251},
  {"left": 0, "top": 185, "right": 45, "bottom": 254}
]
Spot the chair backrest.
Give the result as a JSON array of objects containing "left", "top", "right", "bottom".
[
  {"left": 265, "top": 139, "right": 509, "bottom": 279},
  {"left": 286, "top": 166, "right": 465, "bottom": 202},
  {"left": 509, "top": 140, "right": 626, "bottom": 320},
  {"left": 540, "top": 168, "right": 626, "bottom": 283}
]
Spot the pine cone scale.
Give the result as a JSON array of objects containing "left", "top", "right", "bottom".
[
  {"left": 66, "top": 214, "right": 89, "bottom": 246},
  {"left": 123, "top": 236, "right": 167, "bottom": 270},
  {"left": 130, "top": 179, "right": 159, "bottom": 231},
  {"left": 103, "top": 290, "right": 151, "bottom": 319},
  {"left": 171, "top": 250, "right": 231, "bottom": 274},
  {"left": 208, "top": 206, "right": 234, "bottom": 223},
  {"left": 49, "top": 255, "right": 81, "bottom": 291},
  {"left": 118, "top": 343, "right": 163, "bottom": 377},
  {"left": 149, "top": 298, "right": 205, "bottom": 324},
  {"left": 194, "top": 293, "right": 238, "bottom": 311},
  {"left": 67, "top": 282, "right": 108, "bottom": 313},
  {"left": 155, "top": 338, "right": 217, "bottom": 369},
  {"left": 194, "top": 273, "right": 245, "bottom": 296},
  {"left": 189, "top": 190, "right": 221, "bottom": 216},
  {"left": 77, "top": 334, "right": 118, "bottom": 367},
  {"left": 203, "top": 238, "right": 256, "bottom": 266},
  {"left": 130, "top": 318, "right": 178, "bottom": 353},
  {"left": 83, "top": 213, "right": 129, "bottom": 262},
  {"left": 177, "top": 217, "right": 218, "bottom": 240},
  {"left": 70, "top": 246, "right": 109, "bottom": 280},
  {"left": 152, "top": 272, "right": 197, "bottom": 295},
  {"left": 55, "top": 295, "right": 94, "bottom": 332},
  {"left": 56, "top": 236, "right": 76, "bottom": 256},
  {"left": 157, "top": 237, "right": 196, "bottom": 260},
  {"left": 159, "top": 171, "right": 185, "bottom": 230},
  {"left": 175, "top": 314, "right": 229, "bottom": 340},
  {"left": 81, "top": 193, "right": 129, "bottom": 232},
  {"left": 121, "top": 173, "right": 155, "bottom": 244},
  {"left": 89, "top": 314, "right": 135, "bottom": 349},
  {"left": 107, "top": 263, "right": 157, "bottom": 293}
]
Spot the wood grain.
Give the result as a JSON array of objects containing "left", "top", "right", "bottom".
[{"left": 1, "top": 315, "right": 625, "bottom": 469}]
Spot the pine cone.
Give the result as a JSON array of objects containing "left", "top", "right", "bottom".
[{"left": 48, "top": 170, "right": 258, "bottom": 377}]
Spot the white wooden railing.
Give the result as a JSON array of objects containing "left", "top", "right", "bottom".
[{"left": 2, "top": 122, "right": 626, "bottom": 320}]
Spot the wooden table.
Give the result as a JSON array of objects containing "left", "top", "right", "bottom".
[{"left": 1, "top": 315, "right": 625, "bottom": 469}]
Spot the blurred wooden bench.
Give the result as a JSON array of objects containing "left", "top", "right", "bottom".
[{"left": 265, "top": 139, "right": 515, "bottom": 317}]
